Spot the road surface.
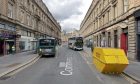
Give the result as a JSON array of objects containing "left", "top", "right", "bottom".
[{"left": 0, "top": 45, "right": 130, "bottom": 84}]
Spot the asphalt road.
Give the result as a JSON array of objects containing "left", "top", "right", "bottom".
[{"left": 0, "top": 45, "right": 130, "bottom": 84}]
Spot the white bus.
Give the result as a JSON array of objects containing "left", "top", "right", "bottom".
[{"left": 68, "top": 37, "right": 83, "bottom": 50}]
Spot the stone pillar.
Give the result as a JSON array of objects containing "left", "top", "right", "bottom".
[
  {"left": 15, "top": 25, "right": 20, "bottom": 53},
  {"left": 118, "top": 26, "right": 122, "bottom": 48},
  {"left": 128, "top": 16, "right": 137, "bottom": 60},
  {"left": 105, "top": 31, "right": 108, "bottom": 47}
]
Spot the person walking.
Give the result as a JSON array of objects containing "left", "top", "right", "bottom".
[{"left": 12, "top": 46, "right": 15, "bottom": 54}]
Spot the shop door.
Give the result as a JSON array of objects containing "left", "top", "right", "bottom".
[
  {"left": 137, "top": 18, "right": 140, "bottom": 61},
  {"left": 0, "top": 40, "right": 4, "bottom": 55},
  {"left": 121, "top": 33, "right": 128, "bottom": 55},
  {"left": 137, "top": 35, "right": 140, "bottom": 61},
  {"left": 7, "top": 41, "right": 14, "bottom": 54}
]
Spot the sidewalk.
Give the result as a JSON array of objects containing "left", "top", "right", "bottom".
[
  {"left": 124, "top": 61, "right": 140, "bottom": 81},
  {"left": 83, "top": 46, "right": 140, "bottom": 81},
  {"left": 83, "top": 46, "right": 92, "bottom": 56},
  {"left": 0, "top": 51, "right": 39, "bottom": 77}
]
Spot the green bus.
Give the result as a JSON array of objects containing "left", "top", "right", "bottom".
[{"left": 38, "top": 38, "right": 57, "bottom": 57}]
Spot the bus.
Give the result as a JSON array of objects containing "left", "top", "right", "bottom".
[
  {"left": 38, "top": 38, "right": 56, "bottom": 57},
  {"left": 68, "top": 37, "right": 83, "bottom": 50}
]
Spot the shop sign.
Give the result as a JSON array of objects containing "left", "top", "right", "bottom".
[{"left": 0, "top": 33, "right": 15, "bottom": 39}]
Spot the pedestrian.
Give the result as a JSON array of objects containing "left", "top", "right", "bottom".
[
  {"left": 12, "top": 46, "right": 15, "bottom": 54},
  {"left": 101, "top": 37, "right": 106, "bottom": 47},
  {"left": 6, "top": 44, "right": 10, "bottom": 54},
  {"left": 91, "top": 42, "right": 94, "bottom": 52}
]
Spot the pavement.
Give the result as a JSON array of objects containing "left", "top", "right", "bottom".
[
  {"left": 83, "top": 46, "right": 140, "bottom": 82},
  {"left": 0, "top": 50, "right": 39, "bottom": 77}
]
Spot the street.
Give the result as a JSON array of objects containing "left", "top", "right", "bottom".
[
  {"left": 1, "top": 0, "right": 140, "bottom": 84},
  {"left": 0, "top": 45, "right": 130, "bottom": 84}
]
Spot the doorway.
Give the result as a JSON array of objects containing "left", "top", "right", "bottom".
[
  {"left": 137, "top": 35, "right": 140, "bottom": 61},
  {"left": 121, "top": 33, "right": 128, "bottom": 55},
  {"left": 6, "top": 41, "right": 15, "bottom": 54},
  {"left": 114, "top": 30, "right": 118, "bottom": 48},
  {"left": 0, "top": 40, "right": 4, "bottom": 56},
  {"left": 137, "top": 18, "right": 140, "bottom": 61}
]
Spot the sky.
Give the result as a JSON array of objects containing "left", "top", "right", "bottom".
[{"left": 42, "top": 0, "right": 92, "bottom": 32}]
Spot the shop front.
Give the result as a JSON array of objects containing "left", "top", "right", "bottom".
[
  {"left": 0, "top": 30, "right": 16, "bottom": 55},
  {"left": 19, "top": 36, "right": 36, "bottom": 52}
]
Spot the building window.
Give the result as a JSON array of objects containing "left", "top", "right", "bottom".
[
  {"left": 103, "top": 0, "right": 105, "bottom": 7},
  {"left": 27, "top": 31, "right": 28, "bottom": 36},
  {"left": 19, "top": 41, "right": 25, "bottom": 51},
  {"left": 94, "top": 23, "right": 95, "bottom": 30},
  {"left": 99, "top": 18, "right": 101, "bottom": 27},
  {"left": 97, "top": 20, "right": 98, "bottom": 28},
  {"left": 114, "top": 30, "right": 118, "bottom": 48},
  {"left": 27, "top": 15, "right": 30, "bottom": 26},
  {"left": 97, "top": 8, "right": 98, "bottom": 15},
  {"left": 20, "top": 10, "right": 24, "bottom": 23},
  {"left": 99, "top": 35, "right": 102, "bottom": 47},
  {"left": 107, "top": 11, "right": 109, "bottom": 22},
  {"left": 8, "top": 3, "right": 13, "bottom": 18},
  {"left": 103, "top": 15, "right": 105, "bottom": 25},
  {"left": 97, "top": 36, "right": 98, "bottom": 46},
  {"left": 123, "top": 0, "right": 129, "bottom": 13},
  {"left": 109, "top": 10, "right": 111, "bottom": 21},
  {"left": 32, "top": 5, "right": 34, "bottom": 13},
  {"left": 108, "top": 32, "right": 111, "bottom": 47},
  {"left": 115, "top": 4, "right": 118, "bottom": 18},
  {"left": 113, "top": 4, "right": 118, "bottom": 19},
  {"left": 99, "top": 4, "right": 101, "bottom": 13}
]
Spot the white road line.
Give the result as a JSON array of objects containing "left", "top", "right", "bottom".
[
  {"left": 59, "top": 62, "right": 66, "bottom": 68},
  {"left": 78, "top": 51, "right": 104, "bottom": 83},
  {"left": 79, "top": 52, "right": 93, "bottom": 64},
  {"left": 60, "top": 57, "right": 73, "bottom": 76}
]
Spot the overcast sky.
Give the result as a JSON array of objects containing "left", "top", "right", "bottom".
[{"left": 42, "top": 0, "right": 92, "bottom": 32}]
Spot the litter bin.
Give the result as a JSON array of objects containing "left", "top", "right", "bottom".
[{"left": 93, "top": 47, "right": 129, "bottom": 74}]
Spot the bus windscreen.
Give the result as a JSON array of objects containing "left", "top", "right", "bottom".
[{"left": 39, "top": 39, "right": 55, "bottom": 46}]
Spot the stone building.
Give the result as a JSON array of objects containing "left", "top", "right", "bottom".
[
  {"left": 61, "top": 30, "right": 79, "bottom": 43},
  {"left": 80, "top": 0, "right": 140, "bottom": 61},
  {"left": 0, "top": 0, "right": 61, "bottom": 55}
]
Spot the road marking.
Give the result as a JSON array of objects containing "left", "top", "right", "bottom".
[
  {"left": 59, "top": 62, "right": 66, "bottom": 68},
  {"left": 121, "top": 73, "right": 138, "bottom": 84},
  {"left": 60, "top": 57, "right": 73, "bottom": 76},
  {"left": 79, "top": 52, "right": 93, "bottom": 64},
  {"left": 78, "top": 51, "right": 104, "bottom": 83}
]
